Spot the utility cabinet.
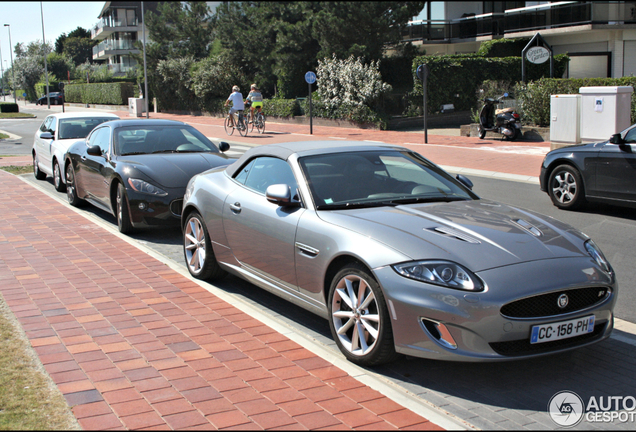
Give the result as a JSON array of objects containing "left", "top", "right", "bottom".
[
  {"left": 128, "top": 97, "right": 145, "bottom": 117},
  {"left": 550, "top": 94, "right": 581, "bottom": 144},
  {"left": 579, "top": 86, "right": 633, "bottom": 142}
]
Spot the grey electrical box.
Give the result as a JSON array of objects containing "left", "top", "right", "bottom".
[
  {"left": 579, "top": 86, "right": 633, "bottom": 142},
  {"left": 550, "top": 94, "right": 581, "bottom": 144}
]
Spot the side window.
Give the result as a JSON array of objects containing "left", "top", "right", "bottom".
[
  {"left": 234, "top": 159, "right": 255, "bottom": 185},
  {"left": 49, "top": 117, "right": 57, "bottom": 135},
  {"left": 242, "top": 157, "right": 298, "bottom": 195},
  {"left": 624, "top": 127, "right": 636, "bottom": 143},
  {"left": 88, "top": 128, "right": 111, "bottom": 154},
  {"left": 40, "top": 116, "right": 52, "bottom": 132}
]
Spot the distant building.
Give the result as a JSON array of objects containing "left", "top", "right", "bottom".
[
  {"left": 90, "top": 1, "right": 219, "bottom": 76},
  {"left": 402, "top": 1, "right": 636, "bottom": 79}
]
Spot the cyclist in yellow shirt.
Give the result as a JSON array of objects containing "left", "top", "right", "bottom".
[{"left": 245, "top": 84, "right": 263, "bottom": 124}]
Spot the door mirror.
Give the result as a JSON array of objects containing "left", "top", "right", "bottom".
[
  {"left": 266, "top": 184, "right": 298, "bottom": 206},
  {"left": 40, "top": 132, "right": 53, "bottom": 140},
  {"left": 218, "top": 141, "right": 230, "bottom": 152},
  {"left": 456, "top": 174, "right": 474, "bottom": 190},
  {"left": 609, "top": 133, "right": 625, "bottom": 145},
  {"left": 87, "top": 145, "right": 103, "bottom": 156}
]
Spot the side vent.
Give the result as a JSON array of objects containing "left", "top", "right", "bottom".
[
  {"left": 427, "top": 227, "right": 481, "bottom": 244},
  {"left": 510, "top": 219, "right": 542, "bottom": 237}
]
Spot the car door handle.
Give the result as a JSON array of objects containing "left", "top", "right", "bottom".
[
  {"left": 230, "top": 202, "right": 241, "bottom": 213},
  {"left": 81, "top": 156, "right": 87, "bottom": 161}
]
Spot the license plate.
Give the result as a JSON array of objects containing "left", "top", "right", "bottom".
[{"left": 530, "top": 315, "right": 595, "bottom": 344}]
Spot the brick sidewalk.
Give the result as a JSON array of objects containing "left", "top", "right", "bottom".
[{"left": 0, "top": 169, "right": 443, "bottom": 430}]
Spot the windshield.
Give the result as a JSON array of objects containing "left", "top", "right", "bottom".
[
  {"left": 114, "top": 125, "right": 220, "bottom": 156},
  {"left": 299, "top": 150, "right": 478, "bottom": 209},
  {"left": 58, "top": 117, "right": 115, "bottom": 140}
]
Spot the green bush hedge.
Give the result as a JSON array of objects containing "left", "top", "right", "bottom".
[
  {"left": 64, "top": 82, "right": 135, "bottom": 105},
  {"left": 410, "top": 54, "right": 569, "bottom": 115},
  {"left": 0, "top": 103, "right": 19, "bottom": 113},
  {"left": 34, "top": 82, "right": 62, "bottom": 97},
  {"left": 514, "top": 77, "right": 636, "bottom": 127}
]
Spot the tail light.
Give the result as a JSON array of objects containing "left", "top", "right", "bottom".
[{"left": 513, "top": 113, "right": 520, "bottom": 119}]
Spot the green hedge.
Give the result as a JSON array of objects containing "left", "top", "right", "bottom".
[
  {"left": 64, "top": 82, "right": 135, "bottom": 105},
  {"left": 0, "top": 103, "right": 19, "bottom": 113},
  {"left": 263, "top": 98, "right": 300, "bottom": 118},
  {"left": 410, "top": 54, "right": 569, "bottom": 115},
  {"left": 35, "top": 82, "right": 62, "bottom": 97},
  {"left": 514, "top": 77, "right": 636, "bottom": 127}
]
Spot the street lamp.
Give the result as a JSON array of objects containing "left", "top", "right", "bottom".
[
  {"left": 40, "top": 1, "right": 50, "bottom": 108},
  {"left": 0, "top": 38, "right": 5, "bottom": 101},
  {"left": 4, "top": 24, "right": 16, "bottom": 104}
]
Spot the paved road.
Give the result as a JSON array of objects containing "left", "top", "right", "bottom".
[{"left": 20, "top": 156, "right": 636, "bottom": 431}]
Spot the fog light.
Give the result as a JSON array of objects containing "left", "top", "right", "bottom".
[
  {"left": 421, "top": 318, "right": 457, "bottom": 349},
  {"left": 138, "top": 202, "right": 147, "bottom": 210}
]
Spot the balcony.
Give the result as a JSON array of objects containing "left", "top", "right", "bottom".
[
  {"left": 91, "top": 17, "right": 140, "bottom": 40},
  {"left": 108, "top": 64, "right": 136, "bottom": 75},
  {"left": 404, "top": 1, "right": 636, "bottom": 43},
  {"left": 93, "top": 40, "right": 139, "bottom": 60}
]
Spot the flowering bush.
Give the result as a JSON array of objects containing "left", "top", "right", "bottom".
[{"left": 316, "top": 55, "right": 392, "bottom": 110}]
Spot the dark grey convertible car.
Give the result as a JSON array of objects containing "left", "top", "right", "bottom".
[{"left": 182, "top": 141, "right": 616, "bottom": 366}]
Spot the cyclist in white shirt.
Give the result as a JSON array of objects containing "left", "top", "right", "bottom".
[{"left": 224, "top": 85, "right": 244, "bottom": 127}]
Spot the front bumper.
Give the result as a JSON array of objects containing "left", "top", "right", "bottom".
[
  {"left": 126, "top": 188, "right": 184, "bottom": 228},
  {"left": 374, "top": 257, "right": 616, "bottom": 362}
]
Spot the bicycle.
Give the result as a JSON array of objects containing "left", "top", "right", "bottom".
[
  {"left": 224, "top": 110, "right": 248, "bottom": 137},
  {"left": 245, "top": 103, "right": 266, "bottom": 134}
]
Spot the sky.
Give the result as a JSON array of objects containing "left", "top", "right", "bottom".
[{"left": 0, "top": 1, "right": 105, "bottom": 76}]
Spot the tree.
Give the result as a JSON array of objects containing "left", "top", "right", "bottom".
[{"left": 55, "top": 27, "right": 95, "bottom": 65}]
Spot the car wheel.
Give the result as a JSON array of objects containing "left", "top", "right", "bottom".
[
  {"left": 183, "top": 211, "right": 227, "bottom": 281},
  {"left": 65, "top": 163, "right": 84, "bottom": 207},
  {"left": 116, "top": 183, "right": 133, "bottom": 234},
  {"left": 548, "top": 164, "right": 586, "bottom": 210},
  {"left": 53, "top": 161, "right": 66, "bottom": 192},
  {"left": 478, "top": 126, "right": 486, "bottom": 139},
  {"left": 33, "top": 153, "right": 46, "bottom": 180},
  {"left": 328, "top": 263, "right": 399, "bottom": 366}
]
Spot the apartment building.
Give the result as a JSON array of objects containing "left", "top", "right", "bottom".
[
  {"left": 403, "top": 1, "right": 636, "bottom": 79},
  {"left": 91, "top": 1, "right": 161, "bottom": 75}
]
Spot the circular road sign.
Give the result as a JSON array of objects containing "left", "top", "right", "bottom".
[
  {"left": 305, "top": 71, "right": 316, "bottom": 84},
  {"left": 22, "top": 92, "right": 27, "bottom": 97}
]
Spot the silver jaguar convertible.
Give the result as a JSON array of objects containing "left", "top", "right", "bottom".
[{"left": 181, "top": 141, "right": 616, "bottom": 366}]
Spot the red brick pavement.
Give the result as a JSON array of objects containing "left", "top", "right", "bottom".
[{"left": 0, "top": 169, "right": 444, "bottom": 430}]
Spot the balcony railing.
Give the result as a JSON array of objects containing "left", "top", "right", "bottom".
[
  {"left": 108, "top": 64, "right": 136, "bottom": 74},
  {"left": 93, "top": 40, "right": 138, "bottom": 56},
  {"left": 91, "top": 16, "right": 140, "bottom": 38},
  {"left": 404, "top": 1, "right": 636, "bottom": 43}
]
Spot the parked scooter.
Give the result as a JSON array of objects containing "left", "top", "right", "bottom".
[{"left": 477, "top": 93, "right": 522, "bottom": 141}]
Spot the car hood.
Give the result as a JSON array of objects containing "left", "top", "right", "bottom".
[
  {"left": 118, "top": 153, "right": 232, "bottom": 188},
  {"left": 317, "top": 199, "right": 590, "bottom": 271}
]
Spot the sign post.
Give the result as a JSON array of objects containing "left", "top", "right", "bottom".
[
  {"left": 305, "top": 71, "right": 316, "bottom": 135},
  {"left": 522, "top": 33, "right": 553, "bottom": 83},
  {"left": 416, "top": 64, "right": 429, "bottom": 144}
]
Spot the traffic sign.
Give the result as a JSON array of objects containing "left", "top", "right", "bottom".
[
  {"left": 305, "top": 71, "right": 316, "bottom": 84},
  {"left": 416, "top": 64, "right": 428, "bottom": 81},
  {"left": 22, "top": 92, "right": 27, "bottom": 97}
]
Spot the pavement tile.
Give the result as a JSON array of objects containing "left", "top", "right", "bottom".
[
  {"left": 295, "top": 411, "right": 345, "bottom": 429},
  {"left": 154, "top": 398, "right": 197, "bottom": 416},
  {"left": 71, "top": 401, "right": 112, "bottom": 419},
  {"left": 194, "top": 397, "right": 236, "bottom": 416},
  {"left": 110, "top": 399, "right": 155, "bottom": 417},
  {"left": 222, "top": 387, "right": 262, "bottom": 404},
  {"left": 124, "top": 366, "right": 162, "bottom": 382},
  {"left": 182, "top": 386, "right": 223, "bottom": 403},
  {"left": 318, "top": 397, "right": 362, "bottom": 415},
  {"left": 235, "top": 398, "right": 279, "bottom": 416},
  {"left": 94, "top": 377, "right": 133, "bottom": 393},
  {"left": 285, "top": 375, "right": 325, "bottom": 391},
  {"left": 251, "top": 409, "right": 298, "bottom": 429},
  {"left": 263, "top": 387, "right": 306, "bottom": 404},
  {"left": 171, "top": 376, "right": 211, "bottom": 392},
  {"left": 78, "top": 413, "right": 124, "bottom": 430},
  {"left": 64, "top": 389, "right": 105, "bottom": 406},
  {"left": 57, "top": 379, "right": 96, "bottom": 394},
  {"left": 119, "top": 411, "right": 167, "bottom": 430},
  {"left": 206, "top": 409, "right": 252, "bottom": 429},
  {"left": 102, "top": 387, "right": 143, "bottom": 404},
  {"left": 86, "top": 367, "right": 125, "bottom": 382},
  {"left": 235, "top": 366, "right": 275, "bottom": 382},
  {"left": 142, "top": 386, "right": 183, "bottom": 404},
  {"left": 163, "top": 411, "right": 210, "bottom": 429},
  {"left": 133, "top": 376, "right": 173, "bottom": 393},
  {"left": 341, "top": 387, "right": 385, "bottom": 403},
  {"left": 380, "top": 409, "right": 432, "bottom": 428},
  {"left": 301, "top": 386, "right": 344, "bottom": 403},
  {"left": 278, "top": 398, "right": 324, "bottom": 417}
]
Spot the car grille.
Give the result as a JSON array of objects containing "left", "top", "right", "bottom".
[
  {"left": 489, "top": 322, "right": 606, "bottom": 357},
  {"left": 500, "top": 287, "right": 610, "bottom": 319},
  {"left": 170, "top": 199, "right": 183, "bottom": 217}
]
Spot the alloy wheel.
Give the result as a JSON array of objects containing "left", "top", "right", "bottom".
[{"left": 184, "top": 216, "right": 206, "bottom": 275}]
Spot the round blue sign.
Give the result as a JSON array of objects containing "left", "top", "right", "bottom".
[
  {"left": 305, "top": 71, "right": 316, "bottom": 84},
  {"left": 22, "top": 92, "right": 27, "bottom": 97}
]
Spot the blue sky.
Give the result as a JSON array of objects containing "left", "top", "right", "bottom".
[{"left": 1, "top": 1, "right": 105, "bottom": 75}]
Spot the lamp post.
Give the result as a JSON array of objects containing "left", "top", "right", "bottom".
[
  {"left": 141, "top": 1, "right": 149, "bottom": 118},
  {"left": 4, "top": 24, "right": 16, "bottom": 104},
  {"left": 0, "top": 38, "right": 5, "bottom": 101},
  {"left": 40, "top": 2, "right": 50, "bottom": 108}
]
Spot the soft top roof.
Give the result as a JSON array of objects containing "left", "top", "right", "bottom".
[{"left": 225, "top": 141, "right": 408, "bottom": 177}]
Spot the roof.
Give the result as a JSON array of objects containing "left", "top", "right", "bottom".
[
  {"left": 225, "top": 141, "right": 408, "bottom": 177},
  {"left": 99, "top": 119, "right": 187, "bottom": 128},
  {"left": 50, "top": 112, "right": 120, "bottom": 120}
]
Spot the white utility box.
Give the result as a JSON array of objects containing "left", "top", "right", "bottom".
[
  {"left": 579, "top": 86, "right": 633, "bottom": 142},
  {"left": 550, "top": 94, "right": 581, "bottom": 144},
  {"left": 128, "top": 97, "right": 145, "bottom": 117}
]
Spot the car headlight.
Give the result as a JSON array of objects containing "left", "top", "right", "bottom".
[
  {"left": 585, "top": 240, "right": 612, "bottom": 274},
  {"left": 184, "top": 178, "right": 195, "bottom": 203},
  {"left": 393, "top": 260, "right": 484, "bottom": 291},
  {"left": 128, "top": 178, "right": 168, "bottom": 196}
]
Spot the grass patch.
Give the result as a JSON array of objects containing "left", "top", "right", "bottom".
[
  {"left": 0, "top": 295, "right": 80, "bottom": 430},
  {"left": 0, "top": 112, "right": 36, "bottom": 119},
  {"left": 0, "top": 133, "right": 9, "bottom": 139},
  {"left": 0, "top": 165, "right": 33, "bottom": 176}
]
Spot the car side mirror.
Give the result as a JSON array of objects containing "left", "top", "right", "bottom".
[
  {"left": 266, "top": 184, "right": 298, "bottom": 206},
  {"left": 218, "top": 142, "right": 230, "bottom": 152},
  {"left": 87, "top": 144, "right": 103, "bottom": 157},
  {"left": 609, "top": 133, "right": 625, "bottom": 145},
  {"left": 456, "top": 174, "right": 474, "bottom": 190},
  {"left": 40, "top": 132, "right": 53, "bottom": 140}
]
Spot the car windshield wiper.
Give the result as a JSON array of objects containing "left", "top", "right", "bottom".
[
  {"left": 121, "top": 151, "right": 148, "bottom": 156},
  {"left": 316, "top": 201, "right": 399, "bottom": 210},
  {"left": 388, "top": 196, "right": 469, "bottom": 205},
  {"left": 152, "top": 150, "right": 177, "bottom": 154}
]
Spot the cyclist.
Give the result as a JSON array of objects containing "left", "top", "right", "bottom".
[
  {"left": 224, "top": 85, "right": 244, "bottom": 127},
  {"left": 245, "top": 84, "right": 263, "bottom": 124}
]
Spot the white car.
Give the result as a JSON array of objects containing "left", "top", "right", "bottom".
[{"left": 32, "top": 112, "right": 120, "bottom": 191}]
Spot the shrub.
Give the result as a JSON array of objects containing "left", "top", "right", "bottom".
[
  {"left": 263, "top": 98, "right": 300, "bottom": 118},
  {"left": 0, "top": 103, "right": 19, "bottom": 113},
  {"left": 64, "top": 82, "right": 135, "bottom": 105}
]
